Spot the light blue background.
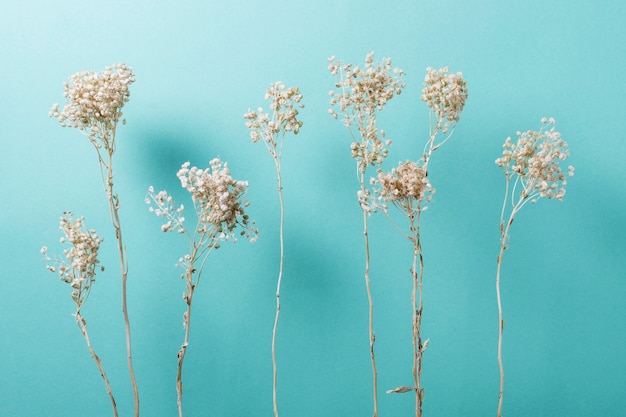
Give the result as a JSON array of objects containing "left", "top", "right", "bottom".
[{"left": 1, "top": 0, "right": 625, "bottom": 416}]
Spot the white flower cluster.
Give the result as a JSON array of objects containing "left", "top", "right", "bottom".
[
  {"left": 328, "top": 52, "right": 405, "bottom": 171},
  {"left": 49, "top": 63, "right": 135, "bottom": 141},
  {"left": 244, "top": 82, "right": 304, "bottom": 147},
  {"left": 145, "top": 187, "right": 186, "bottom": 233},
  {"left": 41, "top": 212, "right": 104, "bottom": 306},
  {"left": 176, "top": 158, "right": 257, "bottom": 241},
  {"left": 421, "top": 67, "right": 468, "bottom": 133},
  {"left": 372, "top": 161, "right": 431, "bottom": 201},
  {"left": 496, "top": 118, "right": 574, "bottom": 201},
  {"left": 373, "top": 160, "right": 432, "bottom": 204}
]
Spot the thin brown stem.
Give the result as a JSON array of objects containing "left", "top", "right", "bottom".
[{"left": 75, "top": 311, "right": 119, "bottom": 417}]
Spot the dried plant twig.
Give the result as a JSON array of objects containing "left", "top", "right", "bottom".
[
  {"left": 494, "top": 118, "right": 574, "bottom": 416},
  {"left": 147, "top": 159, "right": 258, "bottom": 417},
  {"left": 49, "top": 64, "right": 139, "bottom": 416},
  {"left": 375, "top": 66, "right": 468, "bottom": 417},
  {"left": 329, "top": 52, "right": 405, "bottom": 417},
  {"left": 42, "top": 213, "right": 117, "bottom": 417},
  {"left": 245, "top": 81, "right": 303, "bottom": 417}
]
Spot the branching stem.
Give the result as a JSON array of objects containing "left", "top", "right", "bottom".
[{"left": 94, "top": 131, "right": 139, "bottom": 417}]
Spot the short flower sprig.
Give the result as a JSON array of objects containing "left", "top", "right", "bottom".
[
  {"left": 42, "top": 213, "right": 104, "bottom": 309},
  {"left": 49, "top": 63, "right": 139, "bottom": 416},
  {"left": 329, "top": 52, "right": 405, "bottom": 417},
  {"left": 245, "top": 81, "right": 304, "bottom": 417},
  {"left": 420, "top": 67, "right": 468, "bottom": 168},
  {"left": 42, "top": 212, "right": 117, "bottom": 417},
  {"left": 146, "top": 158, "right": 257, "bottom": 417},
  {"left": 329, "top": 52, "right": 405, "bottom": 175},
  {"left": 494, "top": 118, "right": 573, "bottom": 417}
]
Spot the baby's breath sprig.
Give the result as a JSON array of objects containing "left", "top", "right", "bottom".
[
  {"left": 373, "top": 160, "right": 432, "bottom": 416},
  {"left": 244, "top": 81, "right": 303, "bottom": 417},
  {"left": 329, "top": 52, "right": 405, "bottom": 417},
  {"left": 494, "top": 118, "right": 573, "bottom": 417},
  {"left": 372, "top": 66, "right": 467, "bottom": 417},
  {"left": 49, "top": 64, "right": 139, "bottom": 417},
  {"left": 42, "top": 213, "right": 117, "bottom": 417},
  {"left": 146, "top": 158, "right": 257, "bottom": 417}
]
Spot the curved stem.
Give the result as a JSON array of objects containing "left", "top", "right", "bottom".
[
  {"left": 175, "top": 228, "right": 216, "bottom": 417},
  {"left": 496, "top": 201, "right": 521, "bottom": 417},
  {"left": 100, "top": 142, "right": 139, "bottom": 417},
  {"left": 76, "top": 311, "right": 119, "bottom": 417},
  {"left": 272, "top": 155, "right": 285, "bottom": 417}
]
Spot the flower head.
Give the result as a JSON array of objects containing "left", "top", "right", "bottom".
[
  {"left": 42, "top": 212, "right": 104, "bottom": 307},
  {"left": 328, "top": 52, "right": 405, "bottom": 118},
  {"left": 49, "top": 63, "right": 135, "bottom": 140},
  {"left": 244, "top": 82, "right": 304, "bottom": 148},
  {"left": 176, "top": 158, "right": 257, "bottom": 241},
  {"left": 328, "top": 53, "right": 405, "bottom": 171},
  {"left": 421, "top": 67, "right": 468, "bottom": 133},
  {"left": 373, "top": 160, "right": 432, "bottom": 205},
  {"left": 496, "top": 118, "right": 574, "bottom": 201}
]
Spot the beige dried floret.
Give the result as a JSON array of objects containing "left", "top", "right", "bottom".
[
  {"left": 421, "top": 67, "right": 468, "bottom": 134},
  {"left": 49, "top": 64, "right": 135, "bottom": 142},
  {"left": 374, "top": 160, "right": 431, "bottom": 202},
  {"left": 496, "top": 117, "right": 574, "bottom": 201}
]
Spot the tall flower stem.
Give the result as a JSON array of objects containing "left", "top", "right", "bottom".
[
  {"left": 496, "top": 198, "right": 523, "bottom": 417},
  {"left": 177, "top": 292, "right": 192, "bottom": 417},
  {"left": 175, "top": 226, "right": 216, "bottom": 417},
  {"left": 177, "top": 252, "right": 199, "bottom": 417},
  {"left": 76, "top": 311, "right": 119, "bottom": 417},
  {"left": 409, "top": 207, "right": 424, "bottom": 417},
  {"left": 97, "top": 136, "right": 139, "bottom": 417},
  {"left": 245, "top": 82, "right": 302, "bottom": 417},
  {"left": 271, "top": 154, "right": 285, "bottom": 417},
  {"left": 359, "top": 175, "right": 378, "bottom": 417}
]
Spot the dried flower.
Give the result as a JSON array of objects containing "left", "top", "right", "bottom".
[
  {"left": 373, "top": 160, "right": 432, "bottom": 205},
  {"left": 421, "top": 67, "right": 468, "bottom": 134},
  {"left": 244, "top": 81, "right": 304, "bottom": 150},
  {"left": 42, "top": 212, "right": 104, "bottom": 307},
  {"left": 494, "top": 117, "right": 574, "bottom": 417},
  {"left": 147, "top": 158, "right": 257, "bottom": 417},
  {"left": 177, "top": 159, "right": 257, "bottom": 240},
  {"left": 49, "top": 64, "right": 135, "bottom": 144},
  {"left": 496, "top": 118, "right": 574, "bottom": 202},
  {"left": 147, "top": 158, "right": 257, "bottom": 244},
  {"left": 328, "top": 52, "right": 405, "bottom": 172}
]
